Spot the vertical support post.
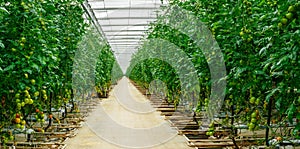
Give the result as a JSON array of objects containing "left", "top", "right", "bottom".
[{"left": 266, "top": 79, "right": 275, "bottom": 146}]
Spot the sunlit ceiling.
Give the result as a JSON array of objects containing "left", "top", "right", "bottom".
[{"left": 83, "top": 0, "right": 168, "bottom": 72}]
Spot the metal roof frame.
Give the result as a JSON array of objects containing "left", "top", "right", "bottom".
[
  {"left": 92, "top": 6, "right": 162, "bottom": 11},
  {"left": 85, "top": 0, "right": 168, "bottom": 72}
]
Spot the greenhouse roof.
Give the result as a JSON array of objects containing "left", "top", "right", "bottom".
[{"left": 84, "top": 0, "right": 168, "bottom": 72}]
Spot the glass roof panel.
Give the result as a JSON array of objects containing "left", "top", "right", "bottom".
[{"left": 86, "top": 0, "right": 168, "bottom": 71}]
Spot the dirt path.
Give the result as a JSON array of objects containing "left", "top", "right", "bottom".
[{"left": 65, "top": 77, "right": 192, "bottom": 149}]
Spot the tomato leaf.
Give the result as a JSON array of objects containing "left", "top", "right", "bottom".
[
  {"left": 23, "top": 68, "right": 32, "bottom": 74},
  {"left": 0, "top": 40, "right": 4, "bottom": 49},
  {"left": 266, "top": 87, "right": 280, "bottom": 101},
  {"left": 0, "top": 7, "right": 9, "bottom": 14},
  {"left": 286, "top": 104, "right": 296, "bottom": 123},
  {"left": 31, "top": 63, "right": 40, "bottom": 72},
  {"left": 3, "top": 64, "right": 15, "bottom": 72}
]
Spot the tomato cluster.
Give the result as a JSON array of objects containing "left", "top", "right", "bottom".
[
  {"left": 0, "top": 0, "right": 86, "bottom": 140},
  {"left": 0, "top": 0, "right": 122, "bottom": 144},
  {"left": 128, "top": 0, "right": 300, "bottom": 142}
]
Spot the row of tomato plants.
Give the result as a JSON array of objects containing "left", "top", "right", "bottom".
[
  {"left": 128, "top": 0, "right": 300, "bottom": 143},
  {"left": 0, "top": 0, "right": 121, "bottom": 144},
  {"left": 73, "top": 26, "right": 123, "bottom": 99}
]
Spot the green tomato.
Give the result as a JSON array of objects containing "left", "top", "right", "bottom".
[
  {"left": 28, "top": 99, "right": 33, "bottom": 104},
  {"left": 239, "top": 60, "right": 243, "bottom": 65},
  {"left": 2, "top": 138, "right": 7, "bottom": 144},
  {"left": 278, "top": 22, "right": 283, "bottom": 28},
  {"left": 286, "top": 13, "right": 293, "bottom": 20},
  {"left": 15, "top": 93, "right": 20, "bottom": 98},
  {"left": 11, "top": 48, "right": 17, "bottom": 52},
  {"left": 255, "top": 98, "right": 260, "bottom": 105},
  {"left": 250, "top": 97, "right": 255, "bottom": 104},
  {"left": 21, "top": 37, "right": 26, "bottom": 43},
  {"left": 247, "top": 37, "right": 252, "bottom": 43},
  {"left": 21, "top": 120, "right": 26, "bottom": 125},
  {"left": 15, "top": 124, "right": 21, "bottom": 129},
  {"left": 25, "top": 87, "right": 30, "bottom": 91},
  {"left": 42, "top": 90, "right": 46, "bottom": 94},
  {"left": 17, "top": 103, "right": 21, "bottom": 109},
  {"left": 24, "top": 98, "right": 29, "bottom": 104},
  {"left": 24, "top": 73, "right": 28, "bottom": 78},
  {"left": 21, "top": 102, "right": 25, "bottom": 107},
  {"left": 249, "top": 123, "right": 255, "bottom": 130},
  {"left": 34, "top": 91, "right": 39, "bottom": 97},
  {"left": 205, "top": 98, "right": 209, "bottom": 102},
  {"left": 30, "top": 79, "right": 35, "bottom": 85},
  {"left": 239, "top": 31, "right": 244, "bottom": 36},
  {"left": 281, "top": 18, "right": 288, "bottom": 25},
  {"left": 251, "top": 112, "right": 256, "bottom": 118},
  {"left": 288, "top": 6, "right": 295, "bottom": 12}
]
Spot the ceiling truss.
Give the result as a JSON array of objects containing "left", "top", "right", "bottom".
[{"left": 84, "top": 0, "right": 168, "bottom": 72}]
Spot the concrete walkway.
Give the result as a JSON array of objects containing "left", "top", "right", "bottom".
[{"left": 66, "top": 77, "right": 191, "bottom": 149}]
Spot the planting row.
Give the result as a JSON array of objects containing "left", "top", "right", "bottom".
[
  {"left": 0, "top": 0, "right": 121, "bottom": 144},
  {"left": 127, "top": 0, "right": 300, "bottom": 145}
]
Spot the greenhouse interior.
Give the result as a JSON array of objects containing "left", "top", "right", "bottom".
[{"left": 0, "top": 0, "right": 300, "bottom": 148}]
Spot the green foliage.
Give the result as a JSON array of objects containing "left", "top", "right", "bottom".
[
  {"left": 0, "top": 0, "right": 123, "bottom": 142},
  {"left": 95, "top": 44, "right": 122, "bottom": 96},
  {"left": 128, "top": 0, "right": 300, "bottom": 140},
  {"left": 73, "top": 25, "right": 123, "bottom": 98},
  {"left": 0, "top": 0, "right": 85, "bottom": 139}
]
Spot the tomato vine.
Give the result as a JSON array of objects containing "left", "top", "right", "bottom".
[
  {"left": 0, "top": 0, "right": 122, "bottom": 144},
  {"left": 128, "top": 0, "right": 300, "bottom": 143}
]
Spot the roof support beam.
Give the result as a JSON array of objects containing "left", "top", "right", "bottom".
[
  {"left": 92, "top": 7, "right": 162, "bottom": 11},
  {"left": 109, "top": 43, "right": 139, "bottom": 45},
  {"left": 105, "top": 34, "right": 144, "bottom": 36},
  {"left": 108, "top": 38, "right": 141, "bottom": 41},
  {"left": 100, "top": 24, "right": 149, "bottom": 27},
  {"left": 103, "top": 30, "right": 147, "bottom": 32},
  {"left": 82, "top": 1, "right": 107, "bottom": 42},
  {"left": 97, "top": 17, "right": 156, "bottom": 20}
]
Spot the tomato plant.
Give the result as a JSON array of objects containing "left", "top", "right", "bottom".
[
  {"left": 0, "top": 0, "right": 87, "bottom": 141},
  {"left": 95, "top": 45, "right": 119, "bottom": 97},
  {"left": 127, "top": 0, "right": 300, "bottom": 144},
  {"left": 73, "top": 25, "right": 122, "bottom": 99},
  {"left": 0, "top": 0, "right": 122, "bottom": 144}
]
